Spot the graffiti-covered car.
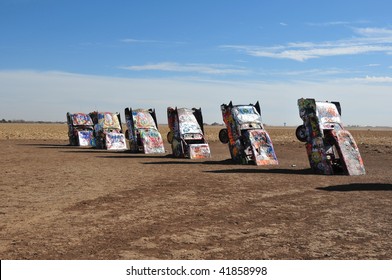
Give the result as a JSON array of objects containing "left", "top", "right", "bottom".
[
  {"left": 167, "top": 107, "right": 211, "bottom": 159},
  {"left": 89, "top": 111, "right": 127, "bottom": 151},
  {"left": 219, "top": 101, "right": 278, "bottom": 165},
  {"left": 66, "top": 112, "right": 94, "bottom": 146},
  {"left": 124, "top": 107, "right": 165, "bottom": 154},
  {"left": 296, "top": 98, "right": 365, "bottom": 175}
]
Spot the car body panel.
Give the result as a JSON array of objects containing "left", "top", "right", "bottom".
[
  {"left": 89, "top": 111, "right": 127, "bottom": 151},
  {"left": 66, "top": 112, "right": 94, "bottom": 146},
  {"left": 333, "top": 129, "right": 366, "bottom": 175},
  {"left": 221, "top": 102, "right": 278, "bottom": 165},
  {"left": 189, "top": 143, "right": 211, "bottom": 159},
  {"left": 245, "top": 129, "right": 278, "bottom": 165},
  {"left": 77, "top": 130, "right": 94, "bottom": 146},
  {"left": 71, "top": 113, "right": 94, "bottom": 126},
  {"left": 105, "top": 132, "right": 127, "bottom": 151},
  {"left": 95, "top": 112, "right": 122, "bottom": 132},
  {"left": 167, "top": 107, "right": 211, "bottom": 159},
  {"left": 124, "top": 108, "right": 165, "bottom": 154},
  {"left": 297, "top": 98, "right": 365, "bottom": 175}
]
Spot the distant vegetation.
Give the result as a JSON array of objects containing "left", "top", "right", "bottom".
[{"left": 0, "top": 119, "right": 65, "bottom": 124}]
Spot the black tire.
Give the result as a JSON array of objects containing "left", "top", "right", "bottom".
[
  {"left": 167, "top": 131, "right": 174, "bottom": 144},
  {"left": 100, "top": 138, "right": 106, "bottom": 149},
  {"left": 219, "top": 128, "right": 229, "bottom": 144},
  {"left": 295, "top": 125, "right": 307, "bottom": 142},
  {"left": 70, "top": 136, "right": 78, "bottom": 146}
]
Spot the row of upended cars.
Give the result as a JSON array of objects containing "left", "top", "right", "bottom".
[{"left": 66, "top": 99, "right": 366, "bottom": 176}]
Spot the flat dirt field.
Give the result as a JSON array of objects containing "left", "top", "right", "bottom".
[{"left": 1, "top": 123, "right": 391, "bottom": 259}]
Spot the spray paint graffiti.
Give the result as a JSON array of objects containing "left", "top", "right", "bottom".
[
  {"left": 124, "top": 108, "right": 165, "bottom": 154},
  {"left": 219, "top": 101, "right": 278, "bottom": 165},
  {"left": 167, "top": 107, "right": 211, "bottom": 159},
  {"left": 89, "top": 111, "right": 127, "bottom": 151},
  {"left": 296, "top": 98, "right": 365, "bottom": 175},
  {"left": 66, "top": 112, "right": 94, "bottom": 146}
]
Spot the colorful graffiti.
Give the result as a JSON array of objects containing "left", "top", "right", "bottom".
[
  {"left": 189, "top": 144, "right": 211, "bottom": 159},
  {"left": 106, "top": 132, "right": 127, "bottom": 151},
  {"left": 96, "top": 112, "right": 121, "bottom": 132},
  {"left": 139, "top": 129, "right": 165, "bottom": 154},
  {"left": 77, "top": 131, "right": 94, "bottom": 146},
  {"left": 220, "top": 102, "right": 278, "bottom": 165},
  {"left": 246, "top": 130, "right": 278, "bottom": 165},
  {"left": 89, "top": 111, "right": 126, "bottom": 150},
  {"left": 167, "top": 107, "right": 211, "bottom": 159},
  {"left": 297, "top": 98, "right": 365, "bottom": 175},
  {"left": 133, "top": 110, "right": 156, "bottom": 129},
  {"left": 71, "top": 113, "right": 93, "bottom": 126},
  {"left": 66, "top": 112, "right": 94, "bottom": 146},
  {"left": 124, "top": 108, "right": 165, "bottom": 154}
]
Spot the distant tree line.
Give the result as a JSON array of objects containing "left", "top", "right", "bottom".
[{"left": 0, "top": 119, "right": 65, "bottom": 124}]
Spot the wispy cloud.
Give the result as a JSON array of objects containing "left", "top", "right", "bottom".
[
  {"left": 354, "top": 27, "right": 392, "bottom": 37},
  {"left": 306, "top": 20, "right": 370, "bottom": 27},
  {"left": 119, "top": 62, "right": 248, "bottom": 75},
  {"left": 307, "top": 21, "right": 350, "bottom": 26},
  {"left": 222, "top": 27, "right": 392, "bottom": 61},
  {"left": 351, "top": 75, "right": 392, "bottom": 83},
  {"left": 272, "top": 68, "right": 357, "bottom": 77},
  {"left": 120, "top": 38, "right": 186, "bottom": 45},
  {"left": 222, "top": 44, "right": 392, "bottom": 62},
  {"left": 120, "top": 38, "right": 163, "bottom": 44}
]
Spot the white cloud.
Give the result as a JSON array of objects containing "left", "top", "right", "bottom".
[
  {"left": 1, "top": 70, "right": 391, "bottom": 126},
  {"left": 306, "top": 21, "right": 350, "bottom": 26},
  {"left": 354, "top": 27, "right": 392, "bottom": 37},
  {"left": 120, "top": 38, "right": 161, "bottom": 44},
  {"left": 351, "top": 75, "right": 392, "bottom": 83},
  {"left": 120, "top": 62, "right": 248, "bottom": 75},
  {"left": 222, "top": 44, "right": 392, "bottom": 62},
  {"left": 272, "top": 68, "right": 355, "bottom": 77},
  {"left": 223, "top": 43, "right": 392, "bottom": 62},
  {"left": 222, "top": 27, "right": 392, "bottom": 61},
  {"left": 306, "top": 20, "right": 371, "bottom": 27},
  {"left": 120, "top": 38, "right": 186, "bottom": 45}
]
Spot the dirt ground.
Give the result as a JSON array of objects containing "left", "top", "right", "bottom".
[{"left": 1, "top": 124, "right": 392, "bottom": 260}]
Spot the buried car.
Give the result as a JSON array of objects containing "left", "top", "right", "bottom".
[
  {"left": 219, "top": 101, "right": 278, "bottom": 165},
  {"left": 89, "top": 111, "right": 127, "bottom": 151},
  {"left": 66, "top": 112, "right": 94, "bottom": 146},
  {"left": 124, "top": 107, "right": 165, "bottom": 154},
  {"left": 296, "top": 98, "right": 365, "bottom": 175},
  {"left": 167, "top": 107, "right": 211, "bottom": 159}
]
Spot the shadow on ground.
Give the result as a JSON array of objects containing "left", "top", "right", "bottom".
[{"left": 317, "top": 183, "right": 392, "bottom": 192}]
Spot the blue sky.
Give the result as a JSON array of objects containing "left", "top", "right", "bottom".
[{"left": 1, "top": 0, "right": 391, "bottom": 126}]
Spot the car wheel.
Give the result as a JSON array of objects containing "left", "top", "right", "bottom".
[
  {"left": 70, "top": 136, "right": 77, "bottom": 146},
  {"left": 219, "top": 128, "right": 229, "bottom": 144},
  {"left": 295, "top": 125, "right": 307, "bottom": 142},
  {"left": 167, "top": 131, "right": 174, "bottom": 144}
]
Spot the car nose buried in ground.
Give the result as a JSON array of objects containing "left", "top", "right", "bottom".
[
  {"left": 296, "top": 98, "right": 366, "bottom": 175},
  {"left": 89, "top": 111, "right": 127, "bottom": 151},
  {"left": 219, "top": 101, "right": 278, "bottom": 165},
  {"left": 124, "top": 107, "right": 165, "bottom": 154},
  {"left": 167, "top": 107, "right": 211, "bottom": 159},
  {"left": 66, "top": 112, "right": 94, "bottom": 146}
]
